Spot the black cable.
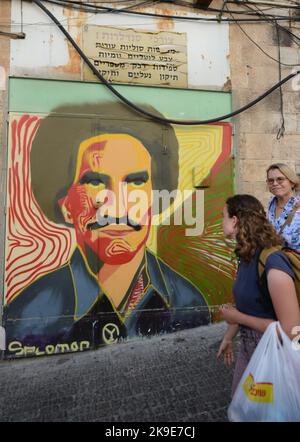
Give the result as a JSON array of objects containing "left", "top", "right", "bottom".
[
  {"left": 176, "top": 0, "right": 278, "bottom": 13},
  {"left": 36, "top": 0, "right": 300, "bottom": 17},
  {"left": 21, "top": 0, "right": 24, "bottom": 34},
  {"left": 34, "top": 0, "right": 152, "bottom": 15},
  {"left": 69, "top": 0, "right": 153, "bottom": 3},
  {"left": 53, "top": 0, "right": 300, "bottom": 14},
  {"left": 228, "top": 0, "right": 300, "bottom": 9},
  {"left": 244, "top": 2, "right": 300, "bottom": 46},
  {"left": 275, "top": 20, "right": 286, "bottom": 139},
  {"left": 28, "top": 0, "right": 300, "bottom": 22},
  {"left": 217, "top": 0, "right": 228, "bottom": 22},
  {"left": 58, "top": 0, "right": 300, "bottom": 20},
  {"left": 109, "top": 0, "right": 161, "bottom": 14},
  {"left": 225, "top": 5, "right": 300, "bottom": 66},
  {"left": 259, "top": 5, "right": 300, "bottom": 44},
  {"left": 43, "top": 0, "right": 160, "bottom": 15},
  {"left": 237, "top": 0, "right": 300, "bottom": 146},
  {"left": 32, "top": 0, "right": 300, "bottom": 126},
  {"left": 237, "top": 3, "right": 292, "bottom": 137}
]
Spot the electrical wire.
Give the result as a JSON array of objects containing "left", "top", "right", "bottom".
[
  {"left": 53, "top": 0, "right": 300, "bottom": 14},
  {"left": 32, "top": 0, "right": 300, "bottom": 126},
  {"left": 227, "top": 0, "right": 300, "bottom": 8},
  {"left": 248, "top": 2, "right": 296, "bottom": 138},
  {"left": 104, "top": 0, "right": 162, "bottom": 14},
  {"left": 243, "top": 2, "right": 300, "bottom": 46},
  {"left": 260, "top": 6, "right": 300, "bottom": 44},
  {"left": 225, "top": 5, "right": 300, "bottom": 66},
  {"left": 275, "top": 19, "right": 286, "bottom": 139},
  {"left": 44, "top": 0, "right": 161, "bottom": 14},
  {"left": 217, "top": 0, "right": 228, "bottom": 22},
  {"left": 10, "top": 0, "right": 300, "bottom": 28},
  {"left": 0, "top": 30, "right": 26, "bottom": 38},
  {"left": 7, "top": 0, "right": 158, "bottom": 27},
  {"left": 176, "top": 0, "right": 278, "bottom": 12},
  {"left": 56, "top": 0, "right": 300, "bottom": 20},
  {"left": 21, "top": 0, "right": 24, "bottom": 34},
  {"left": 18, "top": 0, "right": 299, "bottom": 19},
  {"left": 67, "top": 0, "right": 153, "bottom": 3},
  {"left": 25, "top": 0, "right": 300, "bottom": 22}
]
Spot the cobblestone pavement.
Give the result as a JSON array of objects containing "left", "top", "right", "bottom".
[{"left": 0, "top": 323, "right": 234, "bottom": 422}]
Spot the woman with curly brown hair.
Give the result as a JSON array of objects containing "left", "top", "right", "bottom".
[{"left": 217, "top": 194, "right": 300, "bottom": 397}]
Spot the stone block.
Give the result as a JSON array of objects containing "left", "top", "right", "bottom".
[
  {"left": 258, "top": 89, "right": 281, "bottom": 113},
  {"left": 231, "top": 89, "right": 253, "bottom": 108},
  {"left": 238, "top": 133, "right": 273, "bottom": 160},
  {"left": 233, "top": 113, "right": 251, "bottom": 134},
  {"left": 289, "top": 71, "right": 300, "bottom": 93},
  {"left": 233, "top": 88, "right": 279, "bottom": 119},
  {"left": 249, "top": 111, "right": 282, "bottom": 134},
  {"left": 228, "top": 29, "right": 243, "bottom": 60},
  {"left": 241, "top": 45, "right": 279, "bottom": 69},
  {"left": 280, "top": 47, "right": 300, "bottom": 66},
  {"left": 230, "top": 58, "right": 250, "bottom": 88},
  {"left": 237, "top": 180, "right": 269, "bottom": 206},
  {"left": 278, "top": 66, "right": 300, "bottom": 93},
  {"left": 0, "top": 1, "right": 10, "bottom": 69},
  {"left": 283, "top": 91, "right": 300, "bottom": 113},
  {"left": 247, "top": 65, "right": 280, "bottom": 92},
  {"left": 240, "top": 181, "right": 254, "bottom": 195},
  {"left": 283, "top": 113, "right": 299, "bottom": 134},
  {"left": 240, "top": 159, "right": 272, "bottom": 182},
  {"left": 240, "top": 24, "right": 273, "bottom": 47},
  {"left": 272, "top": 26, "right": 295, "bottom": 48},
  {"left": 271, "top": 135, "right": 300, "bottom": 160}
]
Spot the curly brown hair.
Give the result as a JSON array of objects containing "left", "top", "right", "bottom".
[{"left": 226, "top": 194, "right": 283, "bottom": 262}]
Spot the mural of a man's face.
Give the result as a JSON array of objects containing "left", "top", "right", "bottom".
[{"left": 59, "top": 134, "right": 153, "bottom": 265}]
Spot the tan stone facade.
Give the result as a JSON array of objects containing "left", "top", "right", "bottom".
[
  {"left": 0, "top": 0, "right": 299, "bottom": 349},
  {"left": 0, "top": 0, "right": 11, "bottom": 316},
  {"left": 222, "top": 0, "right": 300, "bottom": 207},
  {"left": 1, "top": 0, "right": 300, "bottom": 209}
]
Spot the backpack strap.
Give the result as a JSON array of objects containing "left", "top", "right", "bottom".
[
  {"left": 258, "top": 246, "right": 282, "bottom": 278},
  {"left": 279, "top": 200, "right": 300, "bottom": 234},
  {"left": 257, "top": 247, "right": 281, "bottom": 313}
]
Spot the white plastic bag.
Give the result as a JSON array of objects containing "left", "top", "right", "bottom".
[{"left": 228, "top": 322, "right": 300, "bottom": 422}]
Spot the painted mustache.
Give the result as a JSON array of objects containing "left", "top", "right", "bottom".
[{"left": 87, "top": 215, "right": 142, "bottom": 231}]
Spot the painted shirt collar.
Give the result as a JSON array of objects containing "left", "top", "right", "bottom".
[{"left": 70, "top": 247, "right": 170, "bottom": 320}]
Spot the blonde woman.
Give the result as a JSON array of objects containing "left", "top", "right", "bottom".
[
  {"left": 266, "top": 163, "right": 300, "bottom": 252},
  {"left": 217, "top": 195, "right": 300, "bottom": 396}
]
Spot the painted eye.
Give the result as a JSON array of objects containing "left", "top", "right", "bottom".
[
  {"left": 132, "top": 180, "right": 145, "bottom": 186},
  {"left": 88, "top": 179, "right": 104, "bottom": 186}
]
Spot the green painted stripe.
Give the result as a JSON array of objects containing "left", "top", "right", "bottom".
[{"left": 9, "top": 77, "right": 231, "bottom": 119}]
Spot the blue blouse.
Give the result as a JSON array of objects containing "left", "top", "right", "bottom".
[
  {"left": 268, "top": 195, "right": 300, "bottom": 253},
  {"left": 233, "top": 250, "right": 294, "bottom": 319}
]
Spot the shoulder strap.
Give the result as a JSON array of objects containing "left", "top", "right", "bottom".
[
  {"left": 279, "top": 200, "right": 300, "bottom": 234},
  {"left": 258, "top": 246, "right": 282, "bottom": 278}
]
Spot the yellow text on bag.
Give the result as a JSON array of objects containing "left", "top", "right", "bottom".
[{"left": 243, "top": 373, "right": 274, "bottom": 403}]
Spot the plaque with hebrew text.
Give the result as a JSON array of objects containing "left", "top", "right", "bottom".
[{"left": 82, "top": 25, "right": 188, "bottom": 88}]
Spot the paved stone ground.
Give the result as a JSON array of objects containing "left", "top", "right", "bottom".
[{"left": 0, "top": 323, "right": 235, "bottom": 422}]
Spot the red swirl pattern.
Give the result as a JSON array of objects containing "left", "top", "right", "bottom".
[{"left": 5, "top": 115, "right": 75, "bottom": 304}]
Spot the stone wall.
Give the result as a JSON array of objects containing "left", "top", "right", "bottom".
[
  {"left": 217, "top": 0, "right": 300, "bottom": 207},
  {"left": 1, "top": 1, "right": 300, "bottom": 212},
  {"left": 0, "top": 0, "right": 11, "bottom": 321}
]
